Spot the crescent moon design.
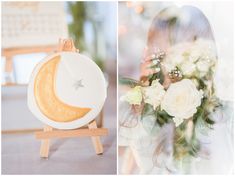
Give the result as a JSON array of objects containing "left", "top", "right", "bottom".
[{"left": 34, "top": 55, "right": 91, "bottom": 122}]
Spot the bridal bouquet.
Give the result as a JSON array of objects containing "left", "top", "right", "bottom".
[{"left": 120, "top": 39, "right": 221, "bottom": 159}]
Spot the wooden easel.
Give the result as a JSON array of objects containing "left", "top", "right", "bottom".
[
  {"left": 34, "top": 39, "right": 108, "bottom": 158},
  {"left": 2, "top": 45, "right": 57, "bottom": 85}
]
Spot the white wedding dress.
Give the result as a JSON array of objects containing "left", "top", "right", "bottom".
[{"left": 119, "top": 100, "right": 233, "bottom": 174}]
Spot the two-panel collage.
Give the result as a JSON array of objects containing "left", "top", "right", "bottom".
[{"left": 1, "top": 1, "right": 234, "bottom": 175}]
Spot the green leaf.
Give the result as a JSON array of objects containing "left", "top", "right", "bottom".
[
  {"left": 148, "top": 64, "right": 158, "bottom": 69},
  {"left": 141, "top": 104, "right": 155, "bottom": 117},
  {"left": 148, "top": 64, "right": 165, "bottom": 85},
  {"left": 204, "top": 116, "right": 215, "bottom": 125},
  {"left": 155, "top": 109, "right": 173, "bottom": 126},
  {"left": 119, "top": 77, "right": 141, "bottom": 87},
  {"left": 188, "top": 137, "right": 200, "bottom": 157}
]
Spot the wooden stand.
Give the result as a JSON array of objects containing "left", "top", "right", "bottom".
[
  {"left": 2, "top": 45, "right": 57, "bottom": 85},
  {"left": 36, "top": 119, "right": 108, "bottom": 158},
  {"left": 34, "top": 39, "right": 108, "bottom": 158}
]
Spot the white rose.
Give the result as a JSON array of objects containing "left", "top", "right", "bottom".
[
  {"left": 121, "top": 86, "right": 142, "bottom": 105},
  {"left": 142, "top": 80, "right": 165, "bottom": 109},
  {"left": 161, "top": 79, "right": 203, "bottom": 126}
]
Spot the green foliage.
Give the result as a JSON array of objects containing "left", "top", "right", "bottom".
[
  {"left": 194, "top": 96, "right": 222, "bottom": 128},
  {"left": 188, "top": 137, "right": 200, "bottom": 157},
  {"left": 94, "top": 57, "right": 105, "bottom": 71},
  {"left": 156, "top": 109, "right": 173, "bottom": 126},
  {"left": 148, "top": 63, "right": 164, "bottom": 85},
  {"left": 148, "top": 70, "right": 164, "bottom": 86},
  {"left": 174, "top": 119, "right": 200, "bottom": 159},
  {"left": 172, "top": 92, "right": 222, "bottom": 159},
  {"left": 67, "top": 2, "right": 105, "bottom": 71},
  {"left": 141, "top": 103, "right": 155, "bottom": 116},
  {"left": 119, "top": 77, "right": 141, "bottom": 88},
  {"left": 68, "top": 2, "right": 87, "bottom": 51},
  {"left": 141, "top": 104, "right": 173, "bottom": 127}
]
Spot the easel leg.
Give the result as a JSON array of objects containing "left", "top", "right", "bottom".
[
  {"left": 40, "top": 125, "right": 53, "bottom": 158},
  {"left": 88, "top": 120, "right": 103, "bottom": 154}
]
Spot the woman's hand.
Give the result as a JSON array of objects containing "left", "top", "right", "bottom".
[
  {"left": 140, "top": 48, "right": 158, "bottom": 85},
  {"left": 140, "top": 48, "right": 172, "bottom": 88}
]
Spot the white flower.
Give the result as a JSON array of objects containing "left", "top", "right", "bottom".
[
  {"left": 162, "top": 39, "right": 217, "bottom": 78},
  {"left": 174, "top": 117, "right": 184, "bottom": 127},
  {"left": 196, "top": 59, "right": 210, "bottom": 72},
  {"left": 191, "top": 78, "right": 199, "bottom": 88},
  {"left": 121, "top": 86, "right": 142, "bottom": 105},
  {"left": 142, "top": 80, "right": 165, "bottom": 109},
  {"left": 190, "top": 39, "right": 217, "bottom": 63},
  {"left": 164, "top": 42, "right": 191, "bottom": 72},
  {"left": 181, "top": 61, "right": 196, "bottom": 76},
  {"left": 196, "top": 58, "right": 216, "bottom": 78},
  {"left": 161, "top": 79, "right": 203, "bottom": 126}
]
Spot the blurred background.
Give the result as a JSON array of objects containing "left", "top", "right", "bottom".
[
  {"left": 1, "top": 1, "right": 117, "bottom": 174},
  {"left": 1, "top": 1, "right": 116, "bottom": 131},
  {"left": 118, "top": 1, "right": 233, "bottom": 174}
]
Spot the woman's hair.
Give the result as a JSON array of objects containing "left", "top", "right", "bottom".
[{"left": 146, "top": 5, "right": 216, "bottom": 55}]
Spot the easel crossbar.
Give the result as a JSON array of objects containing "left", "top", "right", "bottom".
[{"left": 35, "top": 128, "right": 108, "bottom": 139}]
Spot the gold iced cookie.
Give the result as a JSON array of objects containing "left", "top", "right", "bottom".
[{"left": 34, "top": 55, "right": 91, "bottom": 122}]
